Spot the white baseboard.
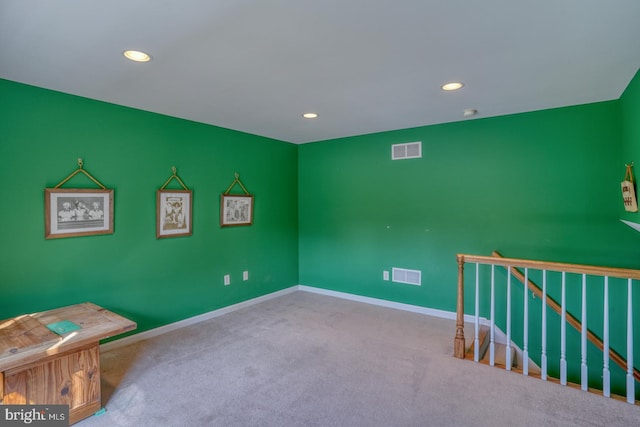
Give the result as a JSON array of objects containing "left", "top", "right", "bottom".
[
  {"left": 298, "top": 285, "right": 461, "bottom": 319},
  {"left": 101, "top": 284, "right": 495, "bottom": 352},
  {"left": 100, "top": 286, "right": 298, "bottom": 352}
]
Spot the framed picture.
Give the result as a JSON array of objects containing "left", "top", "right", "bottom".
[
  {"left": 45, "top": 188, "right": 114, "bottom": 239},
  {"left": 220, "top": 194, "right": 253, "bottom": 227},
  {"left": 157, "top": 189, "right": 192, "bottom": 238}
]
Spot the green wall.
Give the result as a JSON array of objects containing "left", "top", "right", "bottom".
[
  {"left": 298, "top": 95, "right": 640, "bottom": 397},
  {"left": 0, "top": 79, "right": 299, "bottom": 334},
  {"left": 621, "top": 68, "right": 640, "bottom": 223},
  {"left": 299, "top": 100, "right": 640, "bottom": 304}
]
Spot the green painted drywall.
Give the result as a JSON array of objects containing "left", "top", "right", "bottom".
[
  {"left": 299, "top": 101, "right": 640, "bottom": 300},
  {"left": 0, "top": 79, "right": 299, "bottom": 334},
  {"left": 616, "top": 68, "right": 640, "bottom": 397},
  {"left": 298, "top": 100, "right": 640, "bottom": 397},
  {"left": 621, "top": 68, "right": 640, "bottom": 223}
]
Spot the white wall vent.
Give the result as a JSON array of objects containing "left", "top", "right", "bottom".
[
  {"left": 392, "top": 141, "right": 422, "bottom": 160},
  {"left": 392, "top": 267, "right": 422, "bottom": 286}
]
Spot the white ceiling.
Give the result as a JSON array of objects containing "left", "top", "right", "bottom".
[{"left": 1, "top": 1, "right": 640, "bottom": 144}]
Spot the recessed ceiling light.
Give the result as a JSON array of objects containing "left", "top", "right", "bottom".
[
  {"left": 441, "top": 82, "right": 464, "bottom": 91},
  {"left": 302, "top": 112, "right": 319, "bottom": 119},
  {"left": 123, "top": 50, "right": 151, "bottom": 62}
]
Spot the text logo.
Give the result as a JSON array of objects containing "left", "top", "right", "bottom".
[{"left": 0, "top": 405, "right": 68, "bottom": 427}]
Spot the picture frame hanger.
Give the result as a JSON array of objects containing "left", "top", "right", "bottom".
[
  {"left": 224, "top": 172, "right": 250, "bottom": 195},
  {"left": 624, "top": 162, "right": 635, "bottom": 183},
  {"left": 160, "top": 166, "right": 190, "bottom": 191},
  {"left": 54, "top": 158, "right": 106, "bottom": 189}
]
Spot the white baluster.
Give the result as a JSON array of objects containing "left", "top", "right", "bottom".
[
  {"left": 474, "top": 263, "right": 480, "bottom": 362},
  {"left": 523, "top": 267, "right": 529, "bottom": 376},
  {"left": 560, "top": 272, "right": 567, "bottom": 386},
  {"left": 490, "top": 265, "right": 495, "bottom": 366},
  {"left": 489, "top": 264, "right": 496, "bottom": 366},
  {"left": 581, "top": 274, "right": 588, "bottom": 391},
  {"left": 603, "top": 276, "right": 610, "bottom": 398},
  {"left": 506, "top": 266, "right": 512, "bottom": 370},
  {"left": 627, "top": 278, "right": 635, "bottom": 404},
  {"left": 541, "top": 270, "right": 547, "bottom": 381}
]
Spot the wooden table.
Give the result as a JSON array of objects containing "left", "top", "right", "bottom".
[{"left": 0, "top": 303, "right": 136, "bottom": 425}]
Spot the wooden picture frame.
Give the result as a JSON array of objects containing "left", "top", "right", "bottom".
[
  {"left": 157, "top": 189, "right": 193, "bottom": 238},
  {"left": 45, "top": 188, "right": 114, "bottom": 239},
  {"left": 220, "top": 194, "right": 253, "bottom": 227}
]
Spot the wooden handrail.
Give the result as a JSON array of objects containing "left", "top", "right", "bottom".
[
  {"left": 458, "top": 253, "right": 640, "bottom": 280},
  {"left": 491, "top": 251, "right": 640, "bottom": 383}
]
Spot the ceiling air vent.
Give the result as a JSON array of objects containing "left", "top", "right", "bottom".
[
  {"left": 392, "top": 141, "right": 422, "bottom": 160},
  {"left": 392, "top": 267, "right": 422, "bottom": 286}
]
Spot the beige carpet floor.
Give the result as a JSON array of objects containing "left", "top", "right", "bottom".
[{"left": 77, "top": 291, "right": 639, "bottom": 427}]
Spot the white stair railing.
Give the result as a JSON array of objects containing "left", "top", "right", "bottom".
[{"left": 454, "top": 252, "right": 640, "bottom": 403}]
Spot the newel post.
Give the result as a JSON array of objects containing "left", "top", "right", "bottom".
[{"left": 454, "top": 254, "right": 466, "bottom": 358}]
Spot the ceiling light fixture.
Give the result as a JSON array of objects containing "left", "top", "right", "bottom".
[
  {"left": 463, "top": 108, "right": 477, "bottom": 117},
  {"left": 123, "top": 50, "right": 151, "bottom": 62},
  {"left": 441, "top": 82, "right": 464, "bottom": 91},
  {"left": 302, "top": 112, "right": 319, "bottom": 119}
]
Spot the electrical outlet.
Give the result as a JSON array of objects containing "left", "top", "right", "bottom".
[
  {"left": 243, "top": 271, "right": 249, "bottom": 281},
  {"left": 224, "top": 274, "right": 230, "bottom": 286},
  {"left": 383, "top": 271, "right": 389, "bottom": 281}
]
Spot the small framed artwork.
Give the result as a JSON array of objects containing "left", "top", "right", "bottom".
[
  {"left": 157, "top": 189, "right": 192, "bottom": 238},
  {"left": 220, "top": 194, "right": 254, "bottom": 227},
  {"left": 45, "top": 188, "right": 114, "bottom": 239}
]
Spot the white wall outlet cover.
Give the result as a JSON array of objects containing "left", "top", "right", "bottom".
[
  {"left": 243, "top": 271, "right": 249, "bottom": 281},
  {"left": 383, "top": 271, "right": 390, "bottom": 281},
  {"left": 224, "top": 275, "right": 231, "bottom": 285}
]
